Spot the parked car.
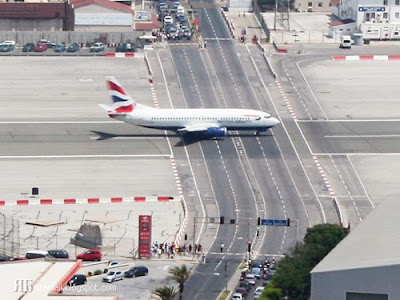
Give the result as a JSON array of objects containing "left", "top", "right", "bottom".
[
  {"left": 238, "top": 280, "right": 251, "bottom": 291},
  {"left": 34, "top": 44, "right": 47, "bottom": 52},
  {"left": 103, "top": 270, "right": 123, "bottom": 283},
  {"left": 76, "top": 249, "right": 102, "bottom": 261},
  {"left": 23, "top": 43, "right": 35, "bottom": 52},
  {"left": 48, "top": 249, "right": 69, "bottom": 259},
  {"left": 25, "top": 250, "right": 52, "bottom": 259},
  {"left": 67, "top": 274, "right": 87, "bottom": 286},
  {"left": 235, "top": 287, "right": 248, "bottom": 297},
  {"left": 231, "top": 293, "right": 243, "bottom": 300},
  {"left": 38, "top": 39, "right": 56, "bottom": 48},
  {"left": 67, "top": 43, "right": 80, "bottom": 52},
  {"left": 116, "top": 43, "right": 134, "bottom": 52},
  {"left": 0, "top": 44, "right": 14, "bottom": 52},
  {"left": 0, "top": 40, "right": 16, "bottom": 46},
  {"left": 124, "top": 266, "right": 148, "bottom": 278},
  {"left": 164, "top": 15, "right": 173, "bottom": 24},
  {"left": 0, "top": 254, "right": 13, "bottom": 262},
  {"left": 89, "top": 42, "right": 105, "bottom": 52},
  {"left": 108, "top": 261, "right": 122, "bottom": 267},
  {"left": 254, "top": 286, "right": 265, "bottom": 299},
  {"left": 54, "top": 44, "right": 66, "bottom": 52}
]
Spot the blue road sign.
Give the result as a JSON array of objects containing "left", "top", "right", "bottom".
[{"left": 260, "top": 219, "right": 288, "bottom": 226}]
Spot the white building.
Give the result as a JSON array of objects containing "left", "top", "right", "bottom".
[{"left": 335, "top": 0, "right": 400, "bottom": 39}]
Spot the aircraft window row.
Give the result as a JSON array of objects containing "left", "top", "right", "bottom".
[{"left": 150, "top": 117, "right": 251, "bottom": 120}]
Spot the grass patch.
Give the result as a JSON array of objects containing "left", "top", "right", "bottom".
[{"left": 218, "top": 290, "right": 231, "bottom": 300}]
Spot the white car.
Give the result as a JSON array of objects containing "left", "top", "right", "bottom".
[
  {"left": 90, "top": 42, "right": 105, "bottom": 52},
  {"left": 231, "top": 293, "right": 243, "bottom": 300},
  {"left": 177, "top": 5, "right": 184, "bottom": 14},
  {"left": 102, "top": 270, "right": 123, "bottom": 283},
  {"left": 1, "top": 40, "right": 16, "bottom": 46},
  {"left": 254, "top": 286, "right": 265, "bottom": 299},
  {"left": 108, "top": 261, "right": 121, "bottom": 267},
  {"left": 164, "top": 16, "right": 173, "bottom": 24}
]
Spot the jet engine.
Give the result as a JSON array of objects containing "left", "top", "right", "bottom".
[{"left": 205, "top": 127, "right": 227, "bottom": 137}]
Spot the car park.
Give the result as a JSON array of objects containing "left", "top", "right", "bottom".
[
  {"left": 48, "top": 249, "right": 69, "bottom": 258},
  {"left": 54, "top": 44, "right": 66, "bottom": 52},
  {"left": 231, "top": 293, "right": 243, "bottom": 300},
  {"left": 76, "top": 248, "right": 102, "bottom": 261},
  {"left": 25, "top": 250, "right": 52, "bottom": 259},
  {"left": 0, "top": 44, "right": 14, "bottom": 52},
  {"left": 67, "top": 43, "right": 80, "bottom": 52},
  {"left": 254, "top": 286, "right": 265, "bottom": 299},
  {"left": 124, "top": 266, "right": 149, "bottom": 278},
  {"left": 103, "top": 270, "right": 123, "bottom": 283},
  {"left": 89, "top": 42, "right": 105, "bottom": 52},
  {"left": 67, "top": 274, "right": 87, "bottom": 286},
  {"left": 23, "top": 43, "right": 35, "bottom": 52}
]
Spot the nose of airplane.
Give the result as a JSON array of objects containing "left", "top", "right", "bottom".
[{"left": 271, "top": 117, "right": 280, "bottom": 126}]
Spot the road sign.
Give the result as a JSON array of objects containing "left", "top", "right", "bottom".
[{"left": 260, "top": 219, "right": 288, "bottom": 226}]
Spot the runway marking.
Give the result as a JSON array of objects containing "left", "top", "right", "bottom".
[
  {"left": 0, "top": 121, "right": 121, "bottom": 124},
  {"left": 0, "top": 154, "right": 171, "bottom": 159},
  {"left": 325, "top": 135, "right": 400, "bottom": 138},
  {"left": 296, "top": 119, "right": 400, "bottom": 122},
  {"left": 90, "top": 136, "right": 166, "bottom": 140}
]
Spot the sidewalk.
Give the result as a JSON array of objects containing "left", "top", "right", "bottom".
[{"left": 225, "top": 11, "right": 266, "bottom": 44}]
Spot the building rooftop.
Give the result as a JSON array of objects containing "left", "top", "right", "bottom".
[
  {"left": 312, "top": 197, "right": 400, "bottom": 274},
  {"left": 0, "top": 259, "right": 117, "bottom": 299},
  {"left": 329, "top": 18, "right": 355, "bottom": 26},
  {"left": 70, "top": 0, "right": 134, "bottom": 14},
  {"left": 0, "top": 3, "right": 66, "bottom": 18}
]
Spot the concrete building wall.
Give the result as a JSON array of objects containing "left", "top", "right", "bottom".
[
  {"left": 228, "top": 0, "right": 252, "bottom": 12},
  {"left": 311, "top": 265, "right": 400, "bottom": 300},
  {"left": 0, "top": 18, "right": 63, "bottom": 31},
  {"left": 295, "top": 0, "right": 333, "bottom": 12}
]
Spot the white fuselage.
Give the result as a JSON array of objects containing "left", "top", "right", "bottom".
[{"left": 109, "top": 108, "right": 280, "bottom": 131}]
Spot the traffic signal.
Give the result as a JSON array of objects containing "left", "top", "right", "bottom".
[
  {"left": 247, "top": 242, "right": 252, "bottom": 253},
  {"left": 257, "top": 217, "right": 261, "bottom": 226},
  {"left": 287, "top": 218, "right": 291, "bottom": 226},
  {"left": 220, "top": 216, "right": 225, "bottom": 224}
]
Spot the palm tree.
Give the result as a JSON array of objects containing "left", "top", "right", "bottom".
[
  {"left": 155, "top": 286, "right": 178, "bottom": 300},
  {"left": 167, "top": 264, "right": 191, "bottom": 300}
]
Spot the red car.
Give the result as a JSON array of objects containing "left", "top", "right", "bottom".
[
  {"left": 76, "top": 249, "right": 102, "bottom": 261},
  {"left": 34, "top": 44, "right": 47, "bottom": 52}
]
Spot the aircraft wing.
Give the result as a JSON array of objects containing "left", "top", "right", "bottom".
[{"left": 178, "top": 124, "right": 219, "bottom": 133}]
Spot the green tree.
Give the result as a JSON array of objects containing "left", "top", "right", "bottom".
[
  {"left": 258, "top": 281, "right": 282, "bottom": 300},
  {"left": 167, "top": 264, "right": 191, "bottom": 300},
  {"left": 155, "top": 286, "right": 178, "bottom": 300},
  {"left": 272, "top": 224, "right": 349, "bottom": 300}
]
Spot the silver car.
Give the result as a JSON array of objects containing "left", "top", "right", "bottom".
[{"left": 103, "top": 270, "right": 123, "bottom": 283}]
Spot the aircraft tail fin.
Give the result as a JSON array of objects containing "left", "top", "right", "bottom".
[{"left": 105, "top": 76, "right": 136, "bottom": 113}]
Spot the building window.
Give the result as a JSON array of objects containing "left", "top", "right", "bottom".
[
  {"left": 396, "top": 0, "right": 400, "bottom": 5},
  {"left": 383, "top": 12, "right": 388, "bottom": 18},
  {"left": 395, "top": 31, "right": 399, "bottom": 35},
  {"left": 396, "top": 12, "right": 400, "bottom": 18},
  {"left": 383, "top": 0, "right": 388, "bottom": 4},
  {"left": 308, "top": 2, "right": 312, "bottom": 6},
  {"left": 366, "top": 13, "right": 371, "bottom": 21},
  {"left": 318, "top": 2, "right": 323, "bottom": 6},
  {"left": 329, "top": 2, "right": 332, "bottom": 6}
]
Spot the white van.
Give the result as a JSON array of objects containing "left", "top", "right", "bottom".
[
  {"left": 25, "top": 250, "right": 52, "bottom": 259},
  {"left": 340, "top": 35, "right": 352, "bottom": 48},
  {"left": 177, "top": 5, "right": 184, "bottom": 14}
]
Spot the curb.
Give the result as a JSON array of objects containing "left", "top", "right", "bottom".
[
  {"left": 332, "top": 55, "right": 400, "bottom": 61},
  {"left": 105, "top": 52, "right": 135, "bottom": 57},
  {"left": 0, "top": 196, "right": 180, "bottom": 206}
]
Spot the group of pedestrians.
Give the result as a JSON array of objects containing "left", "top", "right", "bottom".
[{"left": 150, "top": 241, "right": 203, "bottom": 259}]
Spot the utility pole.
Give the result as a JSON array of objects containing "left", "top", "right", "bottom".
[{"left": 192, "top": 216, "right": 196, "bottom": 259}]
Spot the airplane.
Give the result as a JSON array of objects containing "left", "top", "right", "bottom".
[{"left": 99, "top": 76, "right": 280, "bottom": 138}]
